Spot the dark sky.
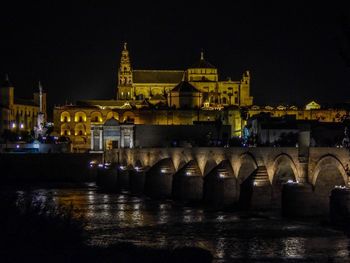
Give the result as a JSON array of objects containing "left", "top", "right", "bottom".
[{"left": 1, "top": 1, "right": 350, "bottom": 111}]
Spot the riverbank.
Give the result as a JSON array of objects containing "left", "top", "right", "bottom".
[{"left": 0, "top": 153, "right": 102, "bottom": 183}]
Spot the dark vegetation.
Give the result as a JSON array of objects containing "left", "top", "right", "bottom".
[{"left": 0, "top": 192, "right": 212, "bottom": 262}]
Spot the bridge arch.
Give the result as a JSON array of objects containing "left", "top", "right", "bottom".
[
  {"left": 312, "top": 154, "right": 347, "bottom": 186},
  {"left": 271, "top": 153, "right": 298, "bottom": 207},
  {"left": 134, "top": 159, "right": 143, "bottom": 169},
  {"left": 236, "top": 152, "right": 258, "bottom": 183},
  {"left": 312, "top": 154, "right": 347, "bottom": 214},
  {"left": 271, "top": 153, "right": 298, "bottom": 183},
  {"left": 203, "top": 159, "right": 218, "bottom": 176}
]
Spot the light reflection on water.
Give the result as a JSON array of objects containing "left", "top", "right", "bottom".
[{"left": 13, "top": 184, "right": 350, "bottom": 262}]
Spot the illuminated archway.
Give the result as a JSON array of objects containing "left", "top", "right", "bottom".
[
  {"left": 60, "top": 111, "right": 71, "bottom": 122},
  {"left": 60, "top": 123, "right": 71, "bottom": 136},
  {"left": 271, "top": 154, "right": 298, "bottom": 208},
  {"left": 90, "top": 111, "right": 103, "bottom": 123},
  {"left": 74, "top": 123, "right": 86, "bottom": 136},
  {"left": 312, "top": 155, "right": 347, "bottom": 214},
  {"left": 74, "top": 111, "right": 87, "bottom": 122}
]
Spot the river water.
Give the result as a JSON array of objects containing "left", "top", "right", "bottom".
[{"left": 13, "top": 183, "right": 350, "bottom": 262}]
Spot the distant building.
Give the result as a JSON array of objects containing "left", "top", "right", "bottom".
[
  {"left": 0, "top": 76, "right": 47, "bottom": 135},
  {"left": 248, "top": 113, "right": 345, "bottom": 147},
  {"left": 248, "top": 101, "right": 347, "bottom": 122}
]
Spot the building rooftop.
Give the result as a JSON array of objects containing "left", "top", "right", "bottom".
[
  {"left": 14, "top": 98, "right": 38, "bottom": 107},
  {"left": 133, "top": 70, "right": 184, "bottom": 84},
  {"left": 171, "top": 81, "right": 200, "bottom": 93}
]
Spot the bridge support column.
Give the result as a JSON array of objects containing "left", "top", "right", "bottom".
[
  {"left": 282, "top": 182, "right": 314, "bottom": 217},
  {"left": 145, "top": 159, "right": 175, "bottom": 199},
  {"left": 96, "top": 163, "right": 118, "bottom": 191},
  {"left": 250, "top": 166, "right": 272, "bottom": 210},
  {"left": 330, "top": 187, "right": 350, "bottom": 226},
  {"left": 282, "top": 124, "right": 315, "bottom": 217},
  {"left": 129, "top": 167, "right": 147, "bottom": 195},
  {"left": 117, "top": 165, "right": 130, "bottom": 192},
  {"left": 172, "top": 162, "right": 203, "bottom": 203}
]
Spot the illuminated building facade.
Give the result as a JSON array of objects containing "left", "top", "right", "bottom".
[
  {"left": 53, "top": 43, "right": 250, "bottom": 151},
  {"left": 248, "top": 101, "right": 347, "bottom": 122},
  {"left": 117, "top": 43, "right": 253, "bottom": 108},
  {"left": 0, "top": 76, "right": 47, "bottom": 135},
  {"left": 53, "top": 43, "right": 348, "bottom": 152}
]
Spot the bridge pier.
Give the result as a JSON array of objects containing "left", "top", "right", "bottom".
[
  {"left": 330, "top": 187, "right": 350, "bottom": 226},
  {"left": 203, "top": 160, "right": 238, "bottom": 208},
  {"left": 172, "top": 160, "right": 203, "bottom": 203},
  {"left": 96, "top": 164, "right": 118, "bottom": 191},
  {"left": 282, "top": 182, "right": 315, "bottom": 217},
  {"left": 281, "top": 126, "right": 315, "bottom": 217},
  {"left": 250, "top": 166, "right": 272, "bottom": 210},
  {"left": 117, "top": 165, "right": 130, "bottom": 191},
  {"left": 129, "top": 167, "right": 148, "bottom": 195},
  {"left": 145, "top": 158, "right": 175, "bottom": 198}
]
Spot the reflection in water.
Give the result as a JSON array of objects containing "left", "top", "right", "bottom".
[
  {"left": 282, "top": 237, "right": 305, "bottom": 258},
  {"left": 11, "top": 184, "right": 350, "bottom": 262}
]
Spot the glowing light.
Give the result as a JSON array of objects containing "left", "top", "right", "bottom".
[
  {"left": 12, "top": 123, "right": 16, "bottom": 129},
  {"left": 286, "top": 180, "right": 299, "bottom": 184},
  {"left": 16, "top": 145, "right": 19, "bottom": 149},
  {"left": 160, "top": 168, "right": 167, "bottom": 173},
  {"left": 98, "top": 164, "right": 103, "bottom": 168},
  {"left": 119, "top": 165, "right": 126, "bottom": 170},
  {"left": 20, "top": 123, "right": 24, "bottom": 129},
  {"left": 135, "top": 166, "right": 141, "bottom": 171},
  {"left": 186, "top": 171, "right": 192, "bottom": 176},
  {"left": 335, "top": 185, "right": 347, "bottom": 189}
]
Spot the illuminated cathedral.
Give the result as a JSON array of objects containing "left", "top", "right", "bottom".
[
  {"left": 53, "top": 43, "right": 252, "bottom": 151},
  {"left": 52, "top": 43, "right": 347, "bottom": 152}
]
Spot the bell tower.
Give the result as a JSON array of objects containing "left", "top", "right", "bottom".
[{"left": 117, "top": 42, "right": 133, "bottom": 100}]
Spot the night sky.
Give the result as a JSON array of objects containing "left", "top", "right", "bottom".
[{"left": 1, "top": 1, "right": 350, "bottom": 115}]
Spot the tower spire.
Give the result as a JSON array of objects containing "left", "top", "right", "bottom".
[
  {"left": 3, "top": 73, "right": 12, "bottom": 87},
  {"left": 38, "top": 81, "right": 43, "bottom": 113},
  {"left": 200, "top": 49, "right": 204, "bottom": 60},
  {"left": 117, "top": 42, "right": 133, "bottom": 100}
]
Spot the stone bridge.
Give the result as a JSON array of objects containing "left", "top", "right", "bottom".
[{"left": 102, "top": 147, "right": 350, "bottom": 213}]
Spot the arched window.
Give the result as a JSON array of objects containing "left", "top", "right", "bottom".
[
  {"left": 78, "top": 130, "right": 83, "bottom": 136},
  {"left": 223, "top": 97, "right": 227, "bottom": 104}
]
